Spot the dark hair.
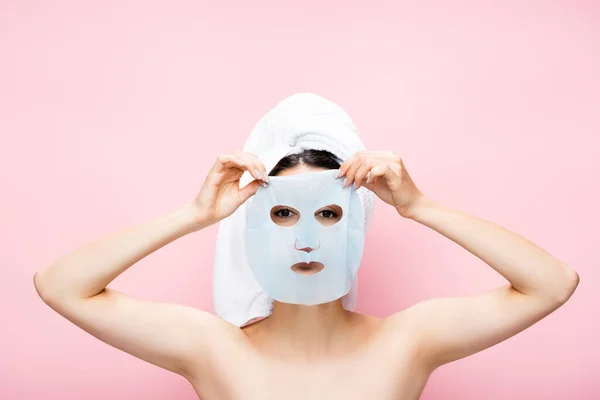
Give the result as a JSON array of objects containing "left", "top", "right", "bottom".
[{"left": 268, "top": 149, "right": 342, "bottom": 176}]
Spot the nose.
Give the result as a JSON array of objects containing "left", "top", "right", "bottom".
[{"left": 294, "top": 239, "right": 320, "bottom": 253}]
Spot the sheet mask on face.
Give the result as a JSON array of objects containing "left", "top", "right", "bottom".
[{"left": 245, "top": 168, "right": 366, "bottom": 305}]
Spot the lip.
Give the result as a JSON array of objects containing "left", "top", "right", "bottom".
[{"left": 290, "top": 261, "right": 325, "bottom": 276}]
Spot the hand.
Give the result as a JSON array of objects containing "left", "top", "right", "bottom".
[
  {"left": 191, "top": 149, "right": 269, "bottom": 227},
  {"left": 338, "top": 150, "right": 427, "bottom": 218}
]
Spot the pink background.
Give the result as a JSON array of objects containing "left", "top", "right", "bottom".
[{"left": 1, "top": 1, "right": 598, "bottom": 399}]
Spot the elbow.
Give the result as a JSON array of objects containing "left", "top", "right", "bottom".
[
  {"left": 34, "top": 268, "right": 98, "bottom": 305},
  {"left": 552, "top": 265, "right": 580, "bottom": 306},
  {"left": 33, "top": 270, "right": 60, "bottom": 305},
  {"left": 33, "top": 271, "right": 50, "bottom": 303}
]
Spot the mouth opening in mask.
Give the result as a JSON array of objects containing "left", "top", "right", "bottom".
[{"left": 290, "top": 261, "right": 325, "bottom": 276}]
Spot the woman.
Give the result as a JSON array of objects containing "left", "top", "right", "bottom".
[{"left": 34, "top": 147, "right": 579, "bottom": 399}]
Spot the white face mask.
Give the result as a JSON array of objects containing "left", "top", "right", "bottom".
[{"left": 245, "top": 169, "right": 366, "bottom": 305}]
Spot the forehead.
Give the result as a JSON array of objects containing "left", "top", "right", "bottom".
[
  {"left": 275, "top": 164, "right": 328, "bottom": 177},
  {"left": 267, "top": 169, "right": 345, "bottom": 207},
  {"left": 250, "top": 169, "right": 347, "bottom": 211}
]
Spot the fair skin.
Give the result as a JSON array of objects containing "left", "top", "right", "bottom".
[{"left": 33, "top": 149, "right": 579, "bottom": 399}]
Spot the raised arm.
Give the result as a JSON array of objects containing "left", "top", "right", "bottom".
[
  {"left": 397, "top": 197, "right": 579, "bottom": 369},
  {"left": 338, "top": 150, "right": 580, "bottom": 370},
  {"left": 33, "top": 150, "right": 269, "bottom": 379}
]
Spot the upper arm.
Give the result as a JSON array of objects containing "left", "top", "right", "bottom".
[
  {"left": 38, "top": 286, "right": 230, "bottom": 378},
  {"left": 397, "top": 283, "right": 571, "bottom": 370}
]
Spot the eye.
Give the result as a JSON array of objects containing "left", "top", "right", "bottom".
[
  {"left": 274, "top": 208, "right": 296, "bottom": 218},
  {"left": 314, "top": 205, "right": 343, "bottom": 226},
  {"left": 316, "top": 209, "right": 338, "bottom": 219},
  {"left": 270, "top": 205, "right": 301, "bottom": 227}
]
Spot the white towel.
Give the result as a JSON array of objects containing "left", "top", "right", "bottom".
[{"left": 212, "top": 92, "right": 376, "bottom": 327}]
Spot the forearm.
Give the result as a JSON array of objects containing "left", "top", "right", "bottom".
[
  {"left": 406, "top": 196, "right": 579, "bottom": 302},
  {"left": 34, "top": 202, "right": 205, "bottom": 301}
]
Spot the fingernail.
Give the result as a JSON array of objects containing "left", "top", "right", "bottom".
[
  {"left": 255, "top": 169, "right": 263, "bottom": 180},
  {"left": 354, "top": 182, "right": 359, "bottom": 189},
  {"left": 343, "top": 178, "right": 348, "bottom": 187},
  {"left": 264, "top": 173, "right": 270, "bottom": 182},
  {"left": 336, "top": 169, "right": 343, "bottom": 178}
]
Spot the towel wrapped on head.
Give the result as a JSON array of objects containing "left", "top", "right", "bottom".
[{"left": 213, "top": 92, "right": 376, "bottom": 327}]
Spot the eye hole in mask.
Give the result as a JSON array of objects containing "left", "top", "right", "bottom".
[
  {"left": 269, "top": 204, "right": 343, "bottom": 227},
  {"left": 315, "top": 204, "right": 343, "bottom": 227}
]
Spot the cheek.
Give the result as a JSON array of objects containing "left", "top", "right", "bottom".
[
  {"left": 316, "top": 225, "right": 345, "bottom": 251},
  {"left": 273, "top": 216, "right": 300, "bottom": 227},
  {"left": 266, "top": 226, "right": 301, "bottom": 255}
]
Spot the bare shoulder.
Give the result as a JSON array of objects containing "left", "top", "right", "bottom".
[
  {"left": 382, "top": 285, "right": 567, "bottom": 370},
  {"left": 380, "top": 304, "right": 440, "bottom": 365}
]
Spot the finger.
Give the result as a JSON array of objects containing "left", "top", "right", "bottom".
[
  {"left": 371, "top": 162, "right": 402, "bottom": 188},
  {"left": 212, "top": 153, "right": 248, "bottom": 174},
  {"left": 243, "top": 151, "right": 270, "bottom": 183},
  {"left": 384, "top": 163, "right": 403, "bottom": 190},
  {"left": 368, "top": 163, "right": 388, "bottom": 185},
  {"left": 238, "top": 179, "right": 262, "bottom": 204},
  {"left": 343, "top": 152, "right": 368, "bottom": 187},
  {"left": 212, "top": 153, "right": 265, "bottom": 188},
  {"left": 206, "top": 167, "right": 243, "bottom": 189},
  {"left": 354, "top": 158, "right": 379, "bottom": 189},
  {"left": 337, "top": 152, "right": 360, "bottom": 178},
  {"left": 233, "top": 149, "right": 266, "bottom": 183}
]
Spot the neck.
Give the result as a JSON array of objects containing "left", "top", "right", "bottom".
[{"left": 259, "top": 298, "right": 354, "bottom": 358}]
